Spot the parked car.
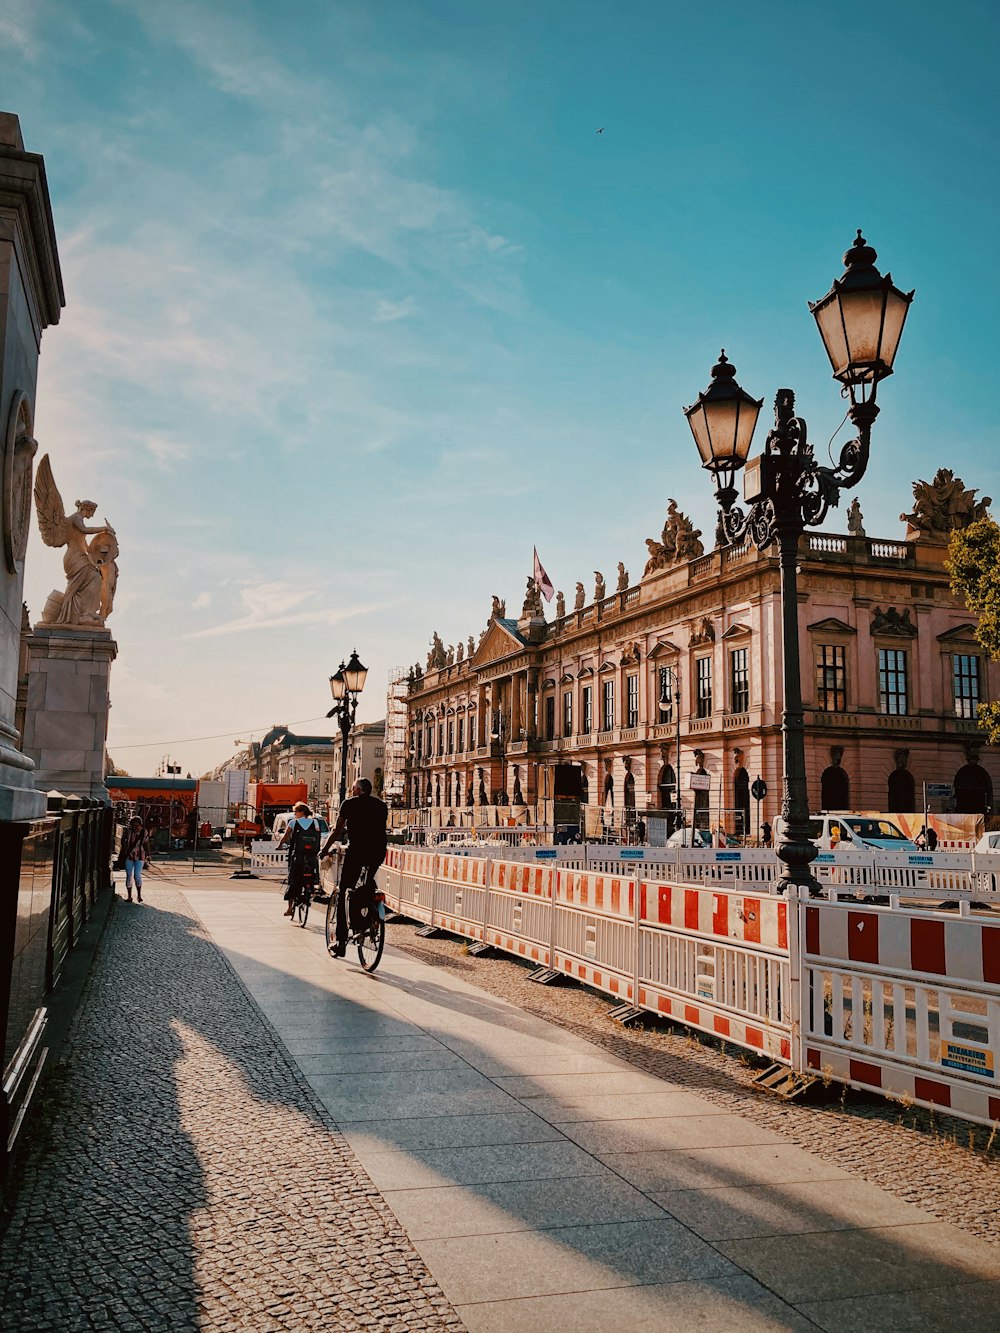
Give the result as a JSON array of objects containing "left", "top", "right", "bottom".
[
  {"left": 270, "top": 811, "right": 331, "bottom": 841},
  {"left": 666, "top": 826, "right": 713, "bottom": 849},
  {"left": 973, "top": 830, "right": 1000, "bottom": 855}
]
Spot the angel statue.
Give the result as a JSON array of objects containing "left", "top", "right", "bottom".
[{"left": 34, "top": 455, "right": 118, "bottom": 628}]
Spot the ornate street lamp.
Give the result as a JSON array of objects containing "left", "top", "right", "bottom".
[
  {"left": 683, "top": 234, "right": 913, "bottom": 896},
  {"left": 327, "top": 650, "right": 367, "bottom": 806}
]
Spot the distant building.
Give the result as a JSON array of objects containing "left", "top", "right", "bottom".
[{"left": 402, "top": 478, "right": 997, "bottom": 833}]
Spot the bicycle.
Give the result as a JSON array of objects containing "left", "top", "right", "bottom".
[{"left": 325, "top": 865, "right": 386, "bottom": 972}]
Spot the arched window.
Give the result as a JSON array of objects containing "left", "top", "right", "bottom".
[
  {"left": 624, "top": 771, "right": 636, "bottom": 808},
  {"left": 821, "top": 765, "right": 850, "bottom": 811},
  {"left": 954, "top": 763, "right": 993, "bottom": 815},
  {"left": 734, "top": 766, "right": 750, "bottom": 836},
  {"left": 580, "top": 770, "right": 590, "bottom": 805},
  {"left": 887, "top": 767, "right": 916, "bottom": 813},
  {"left": 657, "top": 764, "right": 676, "bottom": 809}
]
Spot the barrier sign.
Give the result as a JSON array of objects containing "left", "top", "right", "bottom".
[
  {"left": 620, "top": 848, "right": 645, "bottom": 860},
  {"left": 942, "top": 1043, "right": 994, "bottom": 1079},
  {"left": 689, "top": 773, "right": 712, "bottom": 791},
  {"left": 908, "top": 855, "right": 934, "bottom": 866},
  {"left": 535, "top": 848, "right": 558, "bottom": 859},
  {"left": 715, "top": 851, "right": 741, "bottom": 862}
]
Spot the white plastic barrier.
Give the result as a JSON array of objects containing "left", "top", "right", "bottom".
[
  {"left": 801, "top": 900, "right": 1000, "bottom": 1126},
  {"left": 382, "top": 847, "right": 1000, "bottom": 1127},
  {"left": 249, "top": 838, "right": 286, "bottom": 877}
]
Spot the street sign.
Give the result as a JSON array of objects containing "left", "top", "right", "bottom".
[
  {"left": 927, "top": 782, "right": 953, "bottom": 798},
  {"left": 689, "top": 773, "right": 712, "bottom": 791},
  {"left": 751, "top": 778, "right": 767, "bottom": 801}
]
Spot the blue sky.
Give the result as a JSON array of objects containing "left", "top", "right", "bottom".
[{"left": 4, "top": 0, "right": 998, "bottom": 776}]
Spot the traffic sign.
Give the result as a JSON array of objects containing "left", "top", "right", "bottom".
[{"left": 751, "top": 778, "right": 767, "bottom": 801}]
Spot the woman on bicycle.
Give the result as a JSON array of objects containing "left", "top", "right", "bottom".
[{"left": 278, "top": 802, "right": 322, "bottom": 917}]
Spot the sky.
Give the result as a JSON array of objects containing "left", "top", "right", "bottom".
[{"left": 3, "top": 0, "right": 998, "bottom": 777}]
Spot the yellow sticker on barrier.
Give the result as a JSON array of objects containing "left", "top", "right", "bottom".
[{"left": 942, "top": 1043, "right": 995, "bottom": 1079}]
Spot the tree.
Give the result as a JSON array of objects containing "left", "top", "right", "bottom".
[{"left": 947, "top": 516, "right": 1000, "bottom": 743}]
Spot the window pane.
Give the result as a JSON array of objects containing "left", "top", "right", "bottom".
[
  {"left": 878, "top": 648, "right": 908, "bottom": 715},
  {"left": 816, "top": 644, "right": 846, "bottom": 712},
  {"left": 626, "top": 675, "right": 639, "bottom": 728},
  {"left": 582, "top": 686, "right": 593, "bottom": 733},
  {"left": 953, "top": 654, "right": 980, "bottom": 719},
  {"left": 730, "top": 648, "right": 749, "bottom": 714},
  {"left": 563, "top": 691, "right": 573, "bottom": 737},
  {"left": 697, "top": 658, "right": 713, "bottom": 718}
]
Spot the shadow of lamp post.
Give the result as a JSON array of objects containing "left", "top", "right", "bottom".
[{"left": 683, "top": 232, "right": 913, "bottom": 896}]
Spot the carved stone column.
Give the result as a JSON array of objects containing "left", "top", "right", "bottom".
[{"left": 0, "top": 114, "right": 65, "bottom": 819}]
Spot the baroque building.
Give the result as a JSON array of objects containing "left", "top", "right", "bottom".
[{"left": 402, "top": 473, "right": 997, "bottom": 834}]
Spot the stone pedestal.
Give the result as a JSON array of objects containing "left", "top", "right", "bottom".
[{"left": 21, "top": 628, "right": 116, "bottom": 802}]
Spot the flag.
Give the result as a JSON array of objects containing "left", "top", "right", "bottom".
[{"left": 533, "top": 546, "right": 554, "bottom": 602}]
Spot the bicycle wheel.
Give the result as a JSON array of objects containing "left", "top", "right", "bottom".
[
  {"left": 297, "top": 895, "right": 310, "bottom": 927},
  {"left": 325, "top": 894, "right": 339, "bottom": 954},
  {"left": 357, "top": 917, "right": 385, "bottom": 972}
]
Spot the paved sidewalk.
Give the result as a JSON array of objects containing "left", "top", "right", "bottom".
[
  {"left": 4, "top": 870, "right": 1000, "bottom": 1332},
  {"left": 187, "top": 874, "right": 1000, "bottom": 1332}
]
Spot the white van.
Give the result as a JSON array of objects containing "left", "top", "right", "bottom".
[
  {"left": 774, "top": 815, "right": 918, "bottom": 854},
  {"left": 270, "top": 811, "right": 330, "bottom": 841}
]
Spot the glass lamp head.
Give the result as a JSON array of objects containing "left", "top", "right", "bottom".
[
  {"left": 683, "top": 352, "right": 763, "bottom": 481},
  {"left": 809, "top": 231, "right": 913, "bottom": 396},
  {"left": 343, "top": 649, "right": 368, "bottom": 695},
  {"left": 329, "top": 666, "right": 347, "bottom": 702}
]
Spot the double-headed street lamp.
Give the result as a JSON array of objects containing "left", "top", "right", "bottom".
[
  {"left": 327, "top": 649, "right": 368, "bottom": 807},
  {"left": 683, "top": 232, "right": 913, "bottom": 895}
]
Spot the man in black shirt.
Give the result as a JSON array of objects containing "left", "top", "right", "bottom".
[{"left": 321, "top": 778, "right": 388, "bottom": 957}]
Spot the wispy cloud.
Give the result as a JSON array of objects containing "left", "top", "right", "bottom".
[
  {"left": 373, "top": 297, "right": 418, "bottom": 323},
  {"left": 0, "top": 0, "right": 39, "bottom": 59},
  {"left": 182, "top": 579, "right": 379, "bottom": 641}
]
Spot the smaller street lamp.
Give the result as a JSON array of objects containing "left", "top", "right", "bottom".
[
  {"left": 327, "top": 649, "right": 367, "bottom": 806},
  {"left": 658, "top": 663, "right": 683, "bottom": 833}
]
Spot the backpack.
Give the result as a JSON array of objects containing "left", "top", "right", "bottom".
[{"left": 290, "top": 819, "right": 321, "bottom": 863}]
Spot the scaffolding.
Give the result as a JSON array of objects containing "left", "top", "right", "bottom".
[{"left": 384, "top": 666, "right": 409, "bottom": 802}]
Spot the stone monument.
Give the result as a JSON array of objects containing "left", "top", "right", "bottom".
[
  {"left": 0, "top": 114, "right": 64, "bottom": 818},
  {"left": 21, "top": 455, "right": 118, "bottom": 802}
]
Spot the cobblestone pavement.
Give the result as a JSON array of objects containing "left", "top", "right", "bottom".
[
  {"left": 388, "top": 925, "right": 1000, "bottom": 1245},
  {"left": 0, "top": 885, "right": 464, "bottom": 1332}
]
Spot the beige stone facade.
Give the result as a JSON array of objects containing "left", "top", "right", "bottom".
[{"left": 403, "top": 526, "right": 997, "bottom": 833}]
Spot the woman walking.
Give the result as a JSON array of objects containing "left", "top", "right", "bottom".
[{"left": 121, "top": 816, "right": 151, "bottom": 903}]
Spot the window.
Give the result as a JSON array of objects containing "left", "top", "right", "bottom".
[
  {"left": 817, "top": 645, "right": 846, "bottom": 712},
  {"left": 954, "top": 654, "right": 981, "bottom": 719},
  {"left": 437, "top": 723, "right": 444, "bottom": 753},
  {"left": 626, "top": 675, "right": 639, "bottom": 728},
  {"left": 582, "top": 686, "right": 593, "bottom": 733},
  {"left": 562, "top": 691, "right": 573, "bottom": 737},
  {"left": 878, "top": 648, "right": 909, "bottom": 715},
  {"left": 447, "top": 721, "right": 454, "bottom": 753},
  {"left": 544, "top": 695, "right": 555, "bottom": 740},
  {"left": 658, "top": 667, "right": 676, "bottom": 723},
  {"left": 696, "top": 657, "right": 713, "bottom": 718},
  {"left": 729, "top": 649, "right": 749, "bottom": 714},
  {"left": 415, "top": 732, "right": 423, "bottom": 761},
  {"left": 457, "top": 718, "right": 465, "bottom": 752},
  {"left": 601, "top": 680, "right": 615, "bottom": 731}
]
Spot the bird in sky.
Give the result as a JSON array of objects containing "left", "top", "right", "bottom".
[{"left": 596, "top": 127, "right": 605, "bottom": 134}]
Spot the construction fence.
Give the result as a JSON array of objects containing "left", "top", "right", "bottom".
[{"left": 381, "top": 845, "right": 1000, "bottom": 1130}]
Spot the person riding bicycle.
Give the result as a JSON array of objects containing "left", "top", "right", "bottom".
[
  {"left": 278, "top": 801, "right": 322, "bottom": 917},
  {"left": 321, "top": 778, "right": 387, "bottom": 956}
]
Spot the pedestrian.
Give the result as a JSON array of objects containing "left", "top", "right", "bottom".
[
  {"left": 926, "top": 825, "right": 939, "bottom": 851},
  {"left": 121, "top": 816, "right": 150, "bottom": 903},
  {"left": 278, "top": 802, "right": 322, "bottom": 918},
  {"left": 761, "top": 820, "right": 773, "bottom": 848}
]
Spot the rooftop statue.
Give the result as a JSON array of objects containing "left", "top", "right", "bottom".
[
  {"left": 616, "top": 561, "right": 629, "bottom": 592},
  {"left": 34, "top": 454, "right": 118, "bottom": 628},
  {"left": 574, "top": 581, "right": 585, "bottom": 611},
  {"left": 491, "top": 594, "right": 506, "bottom": 618},
  {"left": 427, "top": 630, "right": 447, "bottom": 670},
  {"left": 847, "top": 497, "right": 866, "bottom": 537},
  {"left": 901, "top": 469, "right": 992, "bottom": 537},
  {"left": 643, "top": 498, "right": 704, "bottom": 577},
  {"left": 521, "top": 576, "right": 543, "bottom": 618},
  {"left": 555, "top": 590, "right": 565, "bottom": 619},
  {"left": 594, "top": 570, "right": 606, "bottom": 601}
]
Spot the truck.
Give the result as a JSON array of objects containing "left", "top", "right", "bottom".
[{"left": 245, "top": 781, "right": 309, "bottom": 837}]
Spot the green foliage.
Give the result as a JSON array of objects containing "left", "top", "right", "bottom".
[{"left": 948, "top": 518, "right": 1000, "bottom": 743}]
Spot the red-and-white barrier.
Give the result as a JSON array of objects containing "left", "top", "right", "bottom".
[{"left": 382, "top": 847, "right": 1000, "bottom": 1128}]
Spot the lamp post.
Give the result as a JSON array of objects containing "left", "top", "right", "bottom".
[
  {"left": 683, "top": 233, "right": 913, "bottom": 896},
  {"left": 327, "top": 649, "right": 368, "bottom": 807},
  {"left": 658, "top": 663, "right": 683, "bottom": 833}
]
